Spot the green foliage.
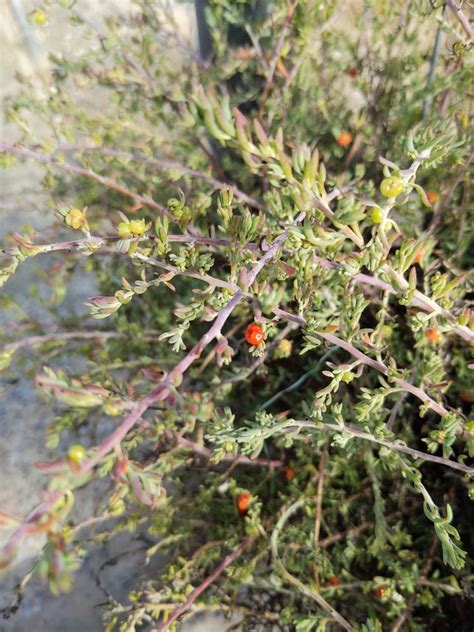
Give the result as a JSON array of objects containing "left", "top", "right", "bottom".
[{"left": 1, "top": 1, "right": 473, "bottom": 630}]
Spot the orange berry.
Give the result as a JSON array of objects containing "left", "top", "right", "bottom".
[
  {"left": 374, "top": 584, "right": 389, "bottom": 599},
  {"left": 326, "top": 576, "right": 341, "bottom": 586},
  {"left": 284, "top": 466, "right": 296, "bottom": 481},
  {"left": 337, "top": 131, "right": 352, "bottom": 148},
  {"left": 414, "top": 248, "right": 423, "bottom": 264},
  {"left": 425, "top": 327, "right": 442, "bottom": 343},
  {"left": 236, "top": 493, "right": 252, "bottom": 515},
  {"left": 245, "top": 323, "right": 264, "bottom": 346},
  {"left": 426, "top": 191, "right": 438, "bottom": 205}
]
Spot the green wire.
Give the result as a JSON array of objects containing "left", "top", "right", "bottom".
[
  {"left": 259, "top": 346, "right": 339, "bottom": 412},
  {"left": 257, "top": 345, "right": 338, "bottom": 490}
]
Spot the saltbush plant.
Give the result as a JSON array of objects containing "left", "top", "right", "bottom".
[{"left": 1, "top": 1, "right": 473, "bottom": 630}]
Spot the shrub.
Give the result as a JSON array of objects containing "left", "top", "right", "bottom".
[{"left": 1, "top": 1, "right": 473, "bottom": 630}]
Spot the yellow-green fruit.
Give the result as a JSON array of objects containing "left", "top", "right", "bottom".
[
  {"left": 276, "top": 338, "right": 292, "bottom": 358},
  {"left": 103, "top": 399, "right": 125, "bottom": 416},
  {"left": 67, "top": 444, "right": 86, "bottom": 464},
  {"left": 341, "top": 372, "right": 355, "bottom": 383},
  {"left": 32, "top": 9, "right": 47, "bottom": 25},
  {"left": 65, "top": 209, "right": 86, "bottom": 230},
  {"left": 371, "top": 206, "right": 383, "bottom": 224},
  {"left": 0, "top": 349, "right": 14, "bottom": 371},
  {"left": 129, "top": 219, "right": 146, "bottom": 236},
  {"left": 380, "top": 177, "right": 405, "bottom": 198},
  {"left": 117, "top": 222, "right": 131, "bottom": 237}
]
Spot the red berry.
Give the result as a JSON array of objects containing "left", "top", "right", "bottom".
[
  {"left": 237, "top": 493, "right": 252, "bottom": 514},
  {"left": 426, "top": 191, "right": 438, "bottom": 205},
  {"left": 425, "top": 327, "right": 442, "bottom": 343},
  {"left": 284, "top": 466, "right": 296, "bottom": 481},
  {"left": 326, "top": 576, "right": 341, "bottom": 586},
  {"left": 245, "top": 323, "right": 264, "bottom": 346},
  {"left": 374, "top": 583, "right": 389, "bottom": 599},
  {"left": 413, "top": 248, "right": 423, "bottom": 264},
  {"left": 337, "top": 131, "right": 352, "bottom": 148}
]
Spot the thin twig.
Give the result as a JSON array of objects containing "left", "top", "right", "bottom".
[
  {"left": 54, "top": 144, "right": 262, "bottom": 209},
  {"left": 386, "top": 370, "right": 415, "bottom": 430},
  {"left": 313, "top": 445, "right": 328, "bottom": 550},
  {"left": 0, "top": 143, "right": 172, "bottom": 220},
  {"left": 422, "top": 4, "right": 446, "bottom": 120},
  {"left": 271, "top": 498, "right": 354, "bottom": 631},
  {"left": 4, "top": 330, "right": 128, "bottom": 351},
  {"left": 175, "top": 436, "right": 283, "bottom": 469},
  {"left": 390, "top": 537, "right": 438, "bottom": 632},
  {"left": 272, "top": 307, "right": 453, "bottom": 419},
  {"left": 153, "top": 537, "right": 256, "bottom": 632},
  {"left": 285, "top": 421, "right": 474, "bottom": 476},
  {"left": 0, "top": 233, "right": 260, "bottom": 261},
  {"left": 133, "top": 252, "right": 242, "bottom": 293},
  {"left": 317, "top": 502, "right": 421, "bottom": 548},
  {"left": 260, "top": 2, "right": 296, "bottom": 106},
  {"left": 446, "top": 0, "right": 474, "bottom": 40}
]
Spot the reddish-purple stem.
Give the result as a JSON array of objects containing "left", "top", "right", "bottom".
[
  {"left": 0, "top": 143, "right": 172, "bottom": 220},
  {"left": 1, "top": 229, "right": 290, "bottom": 556},
  {"left": 154, "top": 536, "right": 255, "bottom": 632},
  {"left": 272, "top": 307, "right": 449, "bottom": 418}
]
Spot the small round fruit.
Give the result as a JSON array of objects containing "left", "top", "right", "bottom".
[
  {"left": 337, "top": 131, "right": 352, "bottom": 148},
  {"left": 374, "top": 584, "right": 390, "bottom": 599},
  {"left": 67, "top": 444, "right": 86, "bottom": 464},
  {"left": 277, "top": 339, "right": 292, "bottom": 357},
  {"left": 65, "top": 208, "right": 86, "bottom": 230},
  {"left": 380, "top": 177, "right": 405, "bottom": 198},
  {"left": 326, "top": 576, "right": 341, "bottom": 586},
  {"left": 117, "top": 222, "right": 131, "bottom": 238},
  {"left": 425, "top": 327, "right": 442, "bottom": 343},
  {"left": 413, "top": 248, "right": 423, "bottom": 264},
  {"left": 32, "top": 9, "right": 47, "bottom": 26},
  {"left": 370, "top": 206, "right": 383, "bottom": 224},
  {"left": 284, "top": 467, "right": 296, "bottom": 481},
  {"left": 426, "top": 191, "right": 438, "bottom": 205},
  {"left": 245, "top": 323, "right": 264, "bottom": 346},
  {"left": 237, "top": 492, "right": 252, "bottom": 514},
  {"left": 464, "top": 419, "right": 474, "bottom": 434},
  {"left": 129, "top": 219, "right": 147, "bottom": 236},
  {"left": 0, "top": 349, "right": 14, "bottom": 371}
]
